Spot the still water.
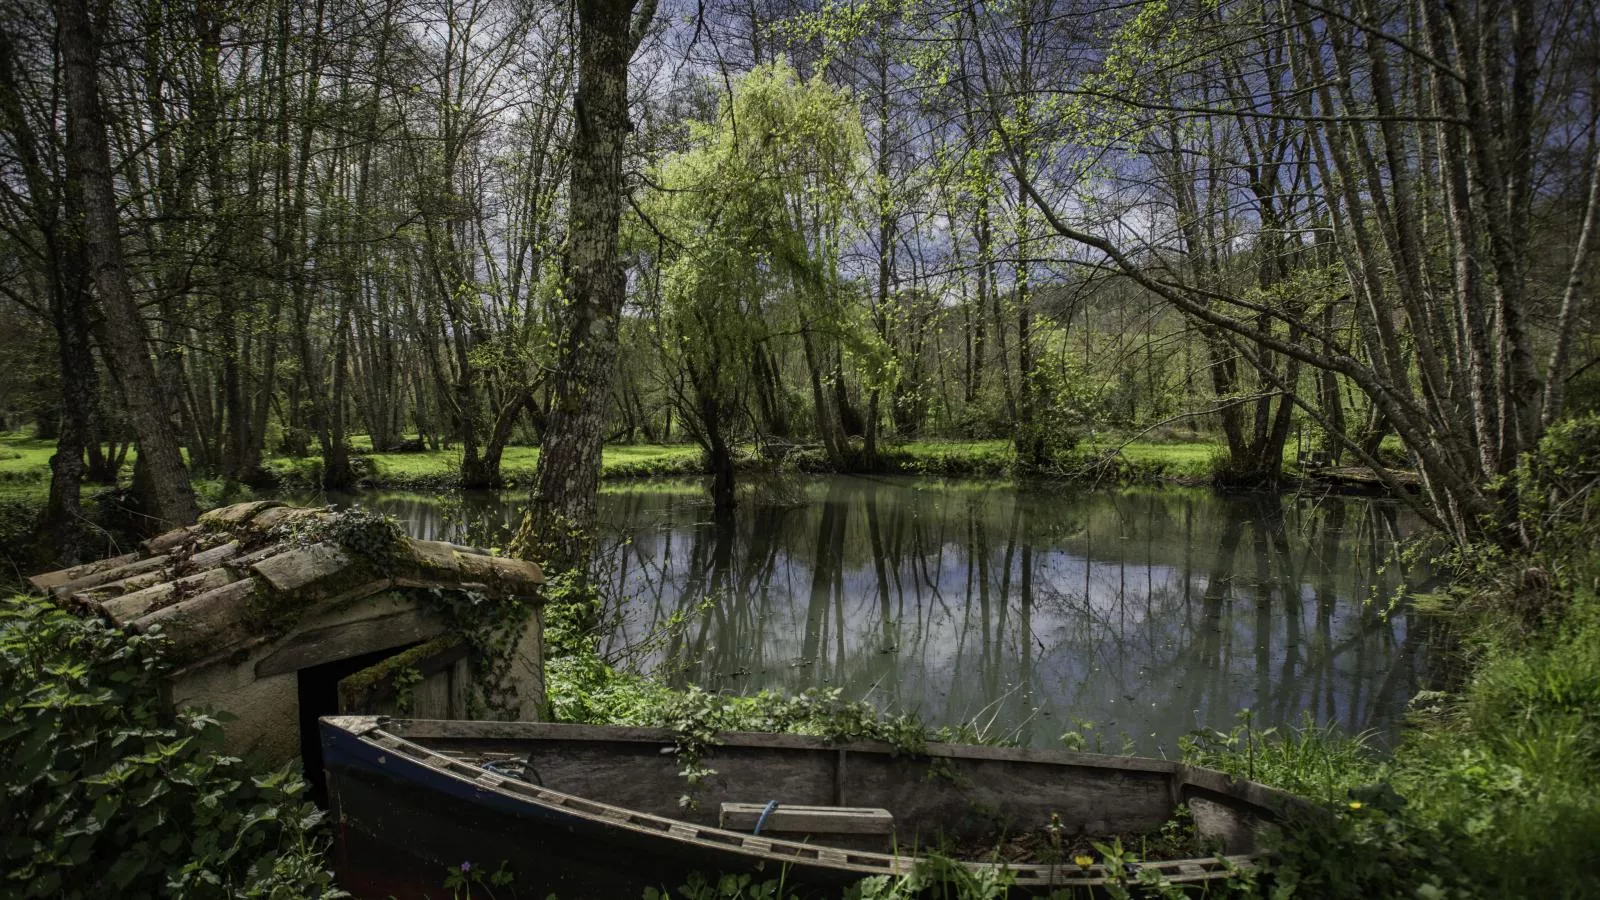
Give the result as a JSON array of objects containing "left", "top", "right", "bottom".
[{"left": 339, "top": 477, "right": 1434, "bottom": 753}]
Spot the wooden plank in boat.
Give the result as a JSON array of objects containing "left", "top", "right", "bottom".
[
  {"left": 720, "top": 803, "right": 893, "bottom": 835},
  {"left": 816, "top": 847, "right": 849, "bottom": 866}
]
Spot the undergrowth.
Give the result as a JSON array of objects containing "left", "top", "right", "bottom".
[{"left": 0, "top": 594, "right": 344, "bottom": 898}]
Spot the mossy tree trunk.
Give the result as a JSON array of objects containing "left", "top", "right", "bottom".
[{"left": 511, "top": 0, "right": 656, "bottom": 573}]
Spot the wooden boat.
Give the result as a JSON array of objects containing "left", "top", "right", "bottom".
[{"left": 320, "top": 715, "right": 1307, "bottom": 898}]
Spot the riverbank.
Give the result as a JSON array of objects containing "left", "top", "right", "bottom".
[
  {"left": 1, "top": 431, "right": 1241, "bottom": 497},
  {"left": 1182, "top": 417, "right": 1600, "bottom": 898},
  {"left": 0, "top": 434, "right": 1227, "bottom": 569},
  {"left": 263, "top": 436, "right": 1244, "bottom": 489}
]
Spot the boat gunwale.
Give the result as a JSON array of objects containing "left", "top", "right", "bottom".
[
  {"left": 381, "top": 717, "right": 1187, "bottom": 774},
  {"left": 322, "top": 715, "right": 1285, "bottom": 886}
]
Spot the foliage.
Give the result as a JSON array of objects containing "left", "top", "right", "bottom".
[
  {"left": 0, "top": 593, "right": 343, "bottom": 899},
  {"left": 846, "top": 853, "right": 1014, "bottom": 900},
  {"left": 873, "top": 441, "right": 1013, "bottom": 477},
  {"left": 275, "top": 506, "right": 409, "bottom": 566},
  {"left": 1179, "top": 710, "right": 1384, "bottom": 806},
  {"left": 1511, "top": 414, "right": 1600, "bottom": 552},
  {"left": 549, "top": 642, "right": 937, "bottom": 806},
  {"left": 645, "top": 871, "right": 799, "bottom": 900},
  {"left": 636, "top": 60, "right": 866, "bottom": 501},
  {"left": 425, "top": 581, "right": 541, "bottom": 721},
  {"left": 442, "top": 860, "right": 517, "bottom": 900}
]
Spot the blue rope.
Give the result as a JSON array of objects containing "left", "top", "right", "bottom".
[
  {"left": 480, "top": 759, "right": 543, "bottom": 785},
  {"left": 752, "top": 800, "right": 780, "bottom": 836}
]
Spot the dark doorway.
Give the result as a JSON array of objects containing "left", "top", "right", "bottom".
[{"left": 297, "top": 644, "right": 417, "bottom": 807}]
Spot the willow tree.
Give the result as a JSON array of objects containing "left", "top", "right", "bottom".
[{"left": 640, "top": 61, "right": 865, "bottom": 516}]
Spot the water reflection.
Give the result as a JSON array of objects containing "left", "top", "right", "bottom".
[{"left": 343, "top": 477, "right": 1434, "bottom": 752}]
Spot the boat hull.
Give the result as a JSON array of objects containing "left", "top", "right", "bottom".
[{"left": 321, "top": 717, "right": 1301, "bottom": 898}]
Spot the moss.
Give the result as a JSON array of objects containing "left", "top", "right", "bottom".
[{"left": 337, "top": 633, "right": 464, "bottom": 712}]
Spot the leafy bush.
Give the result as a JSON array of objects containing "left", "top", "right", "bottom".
[
  {"left": 0, "top": 594, "right": 343, "bottom": 899},
  {"left": 0, "top": 496, "right": 41, "bottom": 576},
  {"left": 1513, "top": 414, "right": 1600, "bottom": 551},
  {"left": 877, "top": 441, "right": 1013, "bottom": 477}
]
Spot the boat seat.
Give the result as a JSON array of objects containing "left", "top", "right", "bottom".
[{"left": 719, "top": 803, "right": 894, "bottom": 852}]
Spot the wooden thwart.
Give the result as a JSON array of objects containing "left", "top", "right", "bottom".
[{"left": 719, "top": 803, "right": 894, "bottom": 836}]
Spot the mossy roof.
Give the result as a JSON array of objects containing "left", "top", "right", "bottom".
[{"left": 27, "top": 501, "right": 544, "bottom": 665}]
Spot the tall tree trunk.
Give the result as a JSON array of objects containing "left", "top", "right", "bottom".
[
  {"left": 0, "top": 23, "right": 95, "bottom": 561},
  {"left": 801, "top": 327, "right": 845, "bottom": 465},
  {"left": 59, "top": 0, "right": 197, "bottom": 530},
  {"left": 37, "top": 273, "right": 96, "bottom": 563},
  {"left": 511, "top": 0, "right": 655, "bottom": 574}
]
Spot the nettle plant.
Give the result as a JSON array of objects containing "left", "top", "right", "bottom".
[{"left": 0, "top": 594, "right": 343, "bottom": 899}]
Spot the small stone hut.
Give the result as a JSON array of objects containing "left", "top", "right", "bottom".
[{"left": 29, "top": 501, "right": 545, "bottom": 776}]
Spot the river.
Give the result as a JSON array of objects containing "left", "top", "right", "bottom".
[{"left": 316, "top": 476, "right": 1435, "bottom": 753}]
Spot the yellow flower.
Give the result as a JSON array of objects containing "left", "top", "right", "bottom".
[
  {"left": 1074, "top": 854, "right": 1095, "bottom": 870},
  {"left": 1348, "top": 801, "right": 1364, "bottom": 810}
]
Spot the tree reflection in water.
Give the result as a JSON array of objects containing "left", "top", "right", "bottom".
[{"left": 345, "top": 476, "right": 1435, "bottom": 752}]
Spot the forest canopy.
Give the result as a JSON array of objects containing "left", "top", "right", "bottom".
[{"left": 0, "top": 0, "right": 1596, "bottom": 563}]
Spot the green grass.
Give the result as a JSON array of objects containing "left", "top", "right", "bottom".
[
  {"left": 1084, "top": 439, "right": 1228, "bottom": 479},
  {"left": 0, "top": 433, "right": 55, "bottom": 494},
  {"left": 352, "top": 443, "right": 704, "bottom": 487},
  {"left": 891, "top": 438, "right": 1012, "bottom": 456},
  {"left": 0, "top": 430, "right": 1258, "bottom": 492},
  {"left": 1184, "top": 555, "right": 1600, "bottom": 899}
]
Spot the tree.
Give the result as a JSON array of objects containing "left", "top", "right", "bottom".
[
  {"left": 962, "top": 0, "right": 1600, "bottom": 542},
  {"left": 0, "top": 16, "right": 96, "bottom": 560},
  {"left": 510, "top": 0, "right": 658, "bottom": 574},
  {"left": 640, "top": 61, "right": 865, "bottom": 516},
  {"left": 59, "top": 0, "right": 197, "bottom": 530}
]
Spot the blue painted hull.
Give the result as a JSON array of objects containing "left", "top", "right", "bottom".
[{"left": 320, "top": 722, "right": 869, "bottom": 898}]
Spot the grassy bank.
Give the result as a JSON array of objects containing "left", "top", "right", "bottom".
[
  {"left": 1178, "top": 418, "right": 1600, "bottom": 899},
  {"left": 300, "top": 437, "right": 1238, "bottom": 487},
  {"left": 1177, "top": 556, "right": 1600, "bottom": 899},
  {"left": 1, "top": 431, "right": 1240, "bottom": 495},
  {"left": 268, "top": 442, "right": 709, "bottom": 489}
]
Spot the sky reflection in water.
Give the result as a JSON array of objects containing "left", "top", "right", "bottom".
[{"left": 350, "top": 476, "right": 1435, "bottom": 753}]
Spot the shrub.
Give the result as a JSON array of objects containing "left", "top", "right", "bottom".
[{"left": 0, "top": 594, "right": 344, "bottom": 899}]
